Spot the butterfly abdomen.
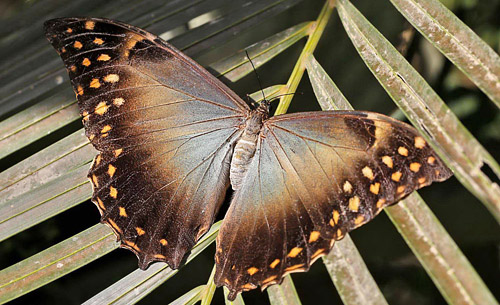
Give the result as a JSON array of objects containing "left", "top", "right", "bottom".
[{"left": 230, "top": 108, "right": 268, "bottom": 190}]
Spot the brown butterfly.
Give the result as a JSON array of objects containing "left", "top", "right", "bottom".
[{"left": 44, "top": 17, "right": 452, "bottom": 300}]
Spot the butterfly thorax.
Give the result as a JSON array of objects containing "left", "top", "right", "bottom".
[{"left": 230, "top": 102, "right": 270, "bottom": 190}]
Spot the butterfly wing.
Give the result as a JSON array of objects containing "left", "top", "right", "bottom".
[
  {"left": 215, "top": 111, "right": 452, "bottom": 299},
  {"left": 44, "top": 18, "right": 249, "bottom": 269}
]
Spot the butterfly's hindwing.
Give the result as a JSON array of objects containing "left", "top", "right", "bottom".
[
  {"left": 215, "top": 111, "right": 452, "bottom": 299},
  {"left": 44, "top": 18, "right": 248, "bottom": 269}
]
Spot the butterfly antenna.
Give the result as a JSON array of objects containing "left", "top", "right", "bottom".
[
  {"left": 268, "top": 92, "right": 302, "bottom": 103},
  {"left": 245, "top": 50, "right": 267, "bottom": 104}
]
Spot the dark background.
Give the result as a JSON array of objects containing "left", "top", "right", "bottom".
[{"left": 1, "top": 0, "right": 499, "bottom": 304}]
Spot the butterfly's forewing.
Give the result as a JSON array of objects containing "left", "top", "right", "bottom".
[
  {"left": 215, "top": 111, "right": 452, "bottom": 299},
  {"left": 44, "top": 18, "right": 249, "bottom": 269}
]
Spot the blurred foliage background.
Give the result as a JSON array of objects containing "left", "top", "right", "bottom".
[{"left": 0, "top": 0, "right": 498, "bottom": 304}]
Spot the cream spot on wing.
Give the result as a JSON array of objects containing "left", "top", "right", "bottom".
[
  {"left": 85, "top": 20, "right": 95, "bottom": 30},
  {"left": 362, "top": 166, "right": 374, "bottom": 180},
  {"left": 270, "top": 259, "right": 280, "bottom": 268},
  {"left": 349, "top": 196, "right": 360, "bottom": 212},
  {"left": 95, "top": 155, "right": 102, "bottom": 165},
  {"left": 343, "top": 180, "right": 353, "bottom": 193},
  {"left": 101, "top": 125, "right": 111, "bottom": 133},
  {"left": 312, "top": 249, "right": 325, "bottom": 259},
  {"left": 398, "top": 146, "right": 409, "bottom": 156},
  {"left": 136, "top": 227, "right": 145, "bottom": 236},
  {"left": 285, "top": 264, "right": 304, "bottom": 272},
  {"left": 391, "top": 171, "right": 402, "bottom": 182},
  {"left": 309, "top": 231, "right": 320, "bottom": 243},
  {"left": 82, "top": 110, "right": 89, "bottom": 121},
  {"left": 95, "top": 101, "right": 109, "bottom": 115},
  {"left": 90, "top": 78, "right": 101, "bottom": 88},
  {"left": 332, "top": 209, "right": 340, "bottom": 224},
  {"left": 119, "top": 206, "right": 127, "bottom": 217},
  {"left": 382, "top": 156, "right": 393, "bottom": 168},
  {"left": 336, "top": 229, "right": 344, "bottom": 238},
  {"left": 97, "top": 54, "right": 111, "bottom": 61},
  {"left": 287, "top": 247, "right": 303, "bottom": 258},
  {"left": 82, "top": 58, "right": 91, "bottom": 66},
  {"left": 104, "top": 74, "right": 119, "bottom": 83},
  {"left": 370, "top": 182, "right": 380, "bottom": 195},
  {"left": 410, "top": 162, "right": 422, "bottom": 172},
  {"left": 108, "top": 164, "right": 116, "bottom": 177},
  {"left": 113, "top": 97, "right": 125, "bottom": 106},
  {"left": 247, "top": 267, "right": 258, "bottom": 275},
  {"left": 414, "top": 136, "right": 426, "bottom": 149},
  {"left": 109, "top": 186, "right": 118, "bottom": 198}
]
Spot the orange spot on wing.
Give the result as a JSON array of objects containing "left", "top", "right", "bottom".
[
  {"left": 95, "top": 155, "right": 102, "bottom": 165},
  {"left": 90, "top": 78, "right": 101, "bottom": 88},
  {"left": 160, "top": 239, "right": 168, "bottom": 246},
  {"left": 124, "top": 240, "right": 140, "bottom": 252},
  {"left": 95, "top": 101, "right": 109, "bottom": 115},
  {"left": 97, "top": 54, "right": 111, "bottom": 61},
  {"left": 108, "top": 164, "right": 116, "bottom": 177},
  {"left": 414, "top": 136, "right": 426, "bottom": 149},
  {"left": 287, "top": 247, "right": 303, "bottom": 258},
  {"left": 382, "top": 156, "right": 393, "bottom": 168},
  {"left": 101, "top": 125, "right": 111, "bottom": 133},
  {"left": 93, "top": 37, "right": 104, "bottom": 45},
  {"left": 309, "top": 231, "right": 320, "bottom": 243},
  {"left": 136, "top": 227, "right": 145, "bottom": 235},
  {"left": 247, "top": 267, "right": 259, "bottom": 275},
  {"left": 241, "top": 283, "right": 255, "bottom": 290},
  {"left": 109, "top": 186, "right": 118, "bottom": 198},
  {"left": 332, "top": 210, "right": 340, "bottom": 224},
  {"left": 370, "top": 182, "right": 381, "bottom": 195},
  {"left": 376, "top": 198, "right": 386, "bottom": 209},
  {"left": 398, "top": 146, "right": 409, "bottom": 156},
  {"left": 66, "top": 28, "right": 73, "bottom": 33},
  {"left": 69, "top": 65, "right": 76, "bottom": 72},
  {"left": 343, "top": 181, "right": 353, "bottom": 193},
  {"left": 91, "top": 174, "right": 99, "bottom": 187},
  {"left": 96, "top": 197, "right": 105, "bottom": 210},
  {"left": 85, "top": 20, "right": 95, "bottom": 30},
  {"left": 362, "top": 166, "right": 374, "bottom": 180},
  {"left": 354, "top": 215, "right": 365, "bottom": 226},
  {"left": 77, "top": 85, "right": 84, "bottom": 95},
  {"left": 349, "top": 196, "right": 360, "bottom": 212},
  {"left": 73, "top": 41, "right": 82, "bottom": 49},
  {"left": 262, "top": 275, "right": 278, "bottom": 284},
  {"left": 107, "top": 218, "right": 122, "bottom": 233},
  {"left": 391, "top": 171, "right": 402, "bottom": 182},
  {"left": 427, "top": 156, "right": 436, "bottom": 164},
  {"left": 114, "top": 148, "right": 123, "bottom": 157},
  {"left": 154, "top": 254, "right": 166, "bottom": 259},
  {"left": 397, "top": 185, "right": 406, "bottom": 193},
  {"left": 119, "top": 206, "right": 127, "bottom": 217},
  {"left": 410, "top": 162, "right": 422, "bottom": 172},
  {"left": 418, "top": 177, "right": 427, "bottom": 184},
  {"left": 269, "top": 259, "right": 280, "bottom": 269},
  {"left": 82, "top": 58, "right": 91, "bottom": 66}
]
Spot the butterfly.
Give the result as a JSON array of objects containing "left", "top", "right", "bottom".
[{"left": 44, "top": 17, "right": 452, "bottom": 300}]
